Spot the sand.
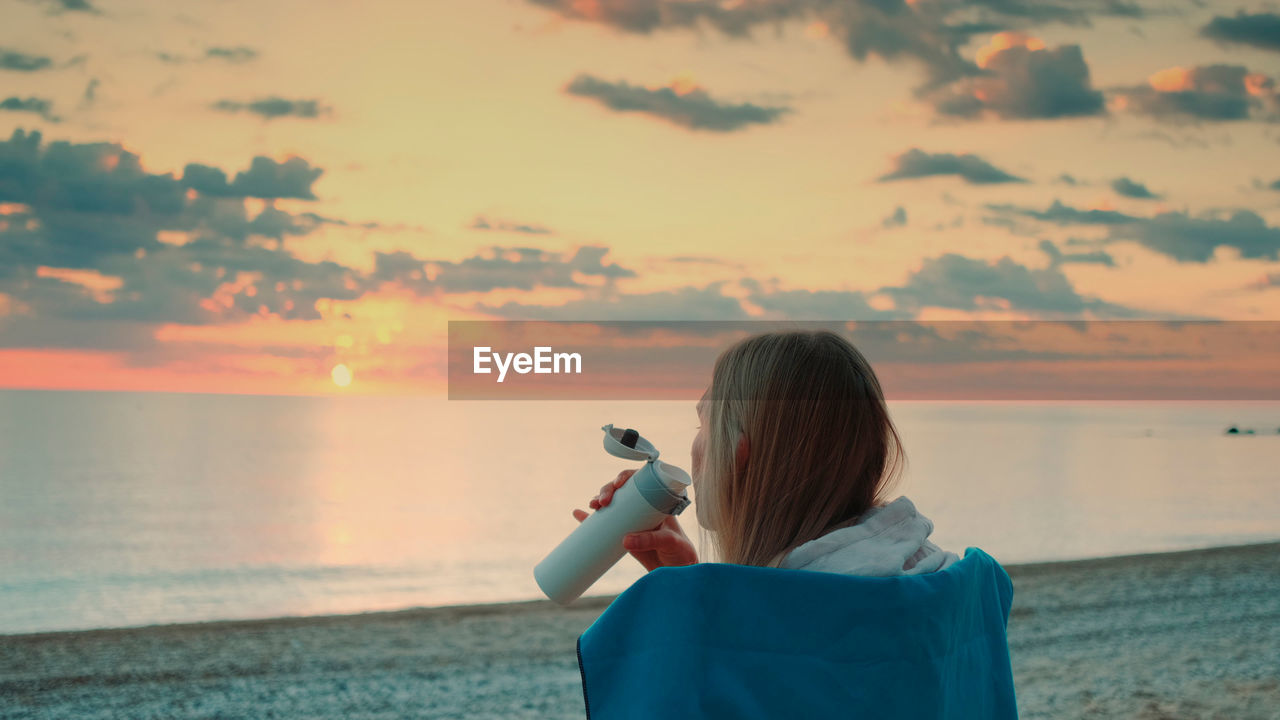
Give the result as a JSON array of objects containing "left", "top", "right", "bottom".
[{"left": 2, "top": 542, "right": 1277, "bottom": 719}]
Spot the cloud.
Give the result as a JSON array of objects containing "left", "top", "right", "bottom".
[
  {"left": 991, "top": 199, "right": 1280, "bottom": 263},
  {"left": 528, "top": 0, "right": 1143, "bottom": 88},
  {"left": 1038, "top": 239, "right": 1116, "bottom": 267},
  {"left": 881, "top": 206, "right": 908, "bottom": 228},
  {"left": 2, "top": 124, "right": 633, "bottom": 351},
  {"left": 1112, "top": 210, "right": 1280, "bottom": 263},
  {"left": 81, "top": 78, "right": 99, "bottom": 107},
  {"left": 370, "top": 245, "right": 636, "bottom": 295},
  {"left": 986, "top": 199, "right": 1136, "bottom": 224},
  {"left": 0, "top": 48, "right": 53, "bottom": 72},
  {"left": 0, "top": 130, "right": 185, "bottom": 218},
  {"left": 564, "top": 74, "right": 788, "bottom": 132},
  {"left": 531, "top": 0, "right": 971, "bottom": 83},
  {"left": 1110, "top": 176, "right": 1160, "bottom": 199},
  {"left": 1114, "top": 65, "right": 1279, "bottom": 122},
  {"left": 1, "top": 97, "right": 58, "bottom": 122},
  {"left": 964, "top": 0, "right": 1143, "bottom": 23},
  {"left": 477, "top": 282, "right": 752, "bottom": 321},
  {"left": 666, "top": 255, "right": 743, "bottom": 267},
  {"left": 476, "top": 249, "right": 1140, "bottom": 323},
  {"left": 12, "top": 238, "right": 366, "bottom": 326},
  {"left": 878, "top": 148, "right": 1025, "bottom": 184},
  {"left": 819, "top": 2, "right": 983, "bottom": 86},
  {"left": 471, "top": 216, "right": 553, "bottom": 235},
  {"left": 0, "top": 130, "right": 369, "bottom": 341},
  {"left": 739, "top": 278, "right": 904, "bottom": 319},
  {"left": 182, "top": 156, "right": 324, "bottom": 200},
  {"left": 205, "top": 46, "right": 258, "bottom": 63},
  {"left": 212, "top": 97, "right": 330, "bottom": 120},
  {"left": 882, "top": 252, "right": 1137, "bottom": 316},
  {"left": 931, "top": 32, "right": 1105, "bottom": 119},
  {"left": 43, "top": 0, "right": 98, "bottom": 13},
  {"left": 238, "top": 204, "right": 326, "bottom": 240},
  {"left": 160, "top": 47, "right": 260, "bottom": 65},
  {"left": 1201, "top": 12, "right": 1280, "bottom": 53}
]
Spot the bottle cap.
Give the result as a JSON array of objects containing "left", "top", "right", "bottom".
[{"left": 601, "top": 424, "right": 660, "bottom": 462}]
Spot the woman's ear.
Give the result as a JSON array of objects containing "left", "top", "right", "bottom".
[{"left": 734, "top": 432, "right": 749, "bottom": 474}]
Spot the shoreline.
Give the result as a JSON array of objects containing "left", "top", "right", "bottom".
[
  {"left": 3, "top": 540, "right": 1278, "bottom": 719},
  {"left": 5, "top": 539, "right": 1277, "bottom": 641}
]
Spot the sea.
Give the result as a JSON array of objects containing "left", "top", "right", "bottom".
[{"left": 1, "top": 389, "right": 1277, "bottom": 634}]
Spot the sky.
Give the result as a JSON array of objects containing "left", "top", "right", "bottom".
[{"left": 1, "top": 0, "right": 1280, "bottom": 396}]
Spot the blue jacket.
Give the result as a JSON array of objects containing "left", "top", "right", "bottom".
[{"left": 577, "top": 548, "right": 1017, "bottom": 719}]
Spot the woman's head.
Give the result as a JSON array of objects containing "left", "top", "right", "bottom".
[{"left": 690, "top": 330, "right": 904, "bottom": 567}]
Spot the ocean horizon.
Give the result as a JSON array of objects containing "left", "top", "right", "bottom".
[{"left": 2, "top": 389, "right": 1278, "bottom": 635}]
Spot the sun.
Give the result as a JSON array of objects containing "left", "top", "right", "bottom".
[{"left": 331, "top": 363, "right": 353, "bottom": 388}]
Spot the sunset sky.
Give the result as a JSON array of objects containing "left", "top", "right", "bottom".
[{"left": 2, "top": 0, "right": 1280, "bottom": 395}]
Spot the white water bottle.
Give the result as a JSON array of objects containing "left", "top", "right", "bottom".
[{"left": 534, "top": 424, "right": 692, "bottom": 605}]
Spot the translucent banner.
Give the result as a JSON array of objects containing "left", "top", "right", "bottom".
[{"left": 447, "top": 320, "right": 1280, "bottom": 400}]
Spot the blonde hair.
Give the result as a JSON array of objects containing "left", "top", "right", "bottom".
[{"left": 702, "top": 330, "right": 905, "bottom": 567}]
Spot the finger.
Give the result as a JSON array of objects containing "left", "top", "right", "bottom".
[
  {"left": 597, "top": 484, "right": 617, "bottom": 506},
  {"left": 623, "top": 532, "right": 658, "bottom": 551},
  {"left": 660, "top": 515, "right": 689, "bottom": 537},
  {"left": 623, "top": 528, "right": 683, "bottom": 552},
  {"left": 599, "top": 469, "right": 641, "bottom": 508},
  {"left": 613, "top": 468, "right": 637, "bottom": 488},
  {"left": 601, "top": 469, "right": 640, "bottom": 505},
  {"left": 572, "top": 508, "right": 588, "bottom": 523}
]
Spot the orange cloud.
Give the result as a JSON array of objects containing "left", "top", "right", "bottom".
[
  {"left": 1147, "top": 67, "right": 1194, "bottom": 93},
  {"left": 645, "top": 73, "right": 702, "bottom": 97},
  {"left": 36, "top": 267, "right": 124, "bottom": 303},
  {"left": 1245, "top": 72, "right": 1275, "bottom": 97},
  {"left": 570, "top": 0, "right": 604, "bottom": 21},
  {"left": 932, "top": 34, "right": 1103, "bottom": 120},
  {"left": 974, "top": 32, "right": 1045, "bottom": 69},
  {"left": 1148, "top": 66, "right": 1274, "bottom": 97},
  {"left": 1120, "top": 64, "right": 1279, "bottom": 121}
]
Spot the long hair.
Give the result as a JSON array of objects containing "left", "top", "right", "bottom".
[{"left": 701, "top": 330, "right": 905, "bottom": 567}]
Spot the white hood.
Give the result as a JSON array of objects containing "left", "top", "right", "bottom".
[{"left": 778, "top": 496, "right": 959, "bottom": 577}]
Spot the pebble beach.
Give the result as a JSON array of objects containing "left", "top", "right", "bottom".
[{"left": 2, "top": 542, "right": 1277, "bottom": 719}]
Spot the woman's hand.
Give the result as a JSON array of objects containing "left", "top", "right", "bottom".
[{"left": 572, "top": 469, "right": 699, "bottom": 572}]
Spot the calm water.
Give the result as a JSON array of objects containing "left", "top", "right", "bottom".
[{"left": 1, "top": 390, "right": 1277, "bottom": 634}]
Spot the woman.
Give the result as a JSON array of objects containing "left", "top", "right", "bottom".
[
  {"left": 571, "top": 330, "right": 1017, "bottom": 719},
  {"left": 574, "top": 329, "right": 958, "bottom": 577}
]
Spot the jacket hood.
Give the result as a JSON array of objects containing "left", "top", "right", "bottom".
[{"left": 778, "top": 496, "right": 959, "bottom": 577}]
